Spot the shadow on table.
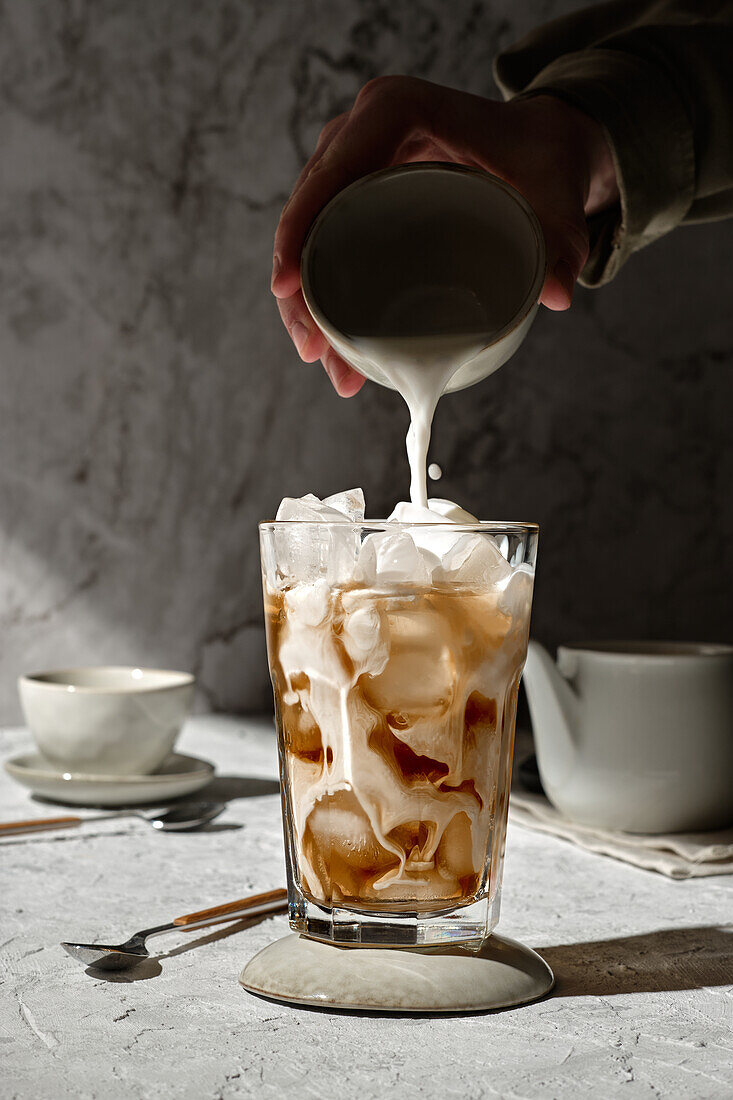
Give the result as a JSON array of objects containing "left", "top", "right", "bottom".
[
  {"left": 198, "top": 775, "right": 280, "bottom": 801},
  {"left": 87, "top": 913, "right": 285, "bottom": 984},
  {"left": 538, "top": 925, "right": 733, "bottom": 996},
  {"left": 92, "top": 923, "right": 733, "bottom": 1007}
]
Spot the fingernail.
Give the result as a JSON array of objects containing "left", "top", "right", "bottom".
[
  {"left": 271, "top": 253, "right": 281, "bottom": 290},
  {"left": 291, "top": 321, "right": 309, "bottom": 357}
]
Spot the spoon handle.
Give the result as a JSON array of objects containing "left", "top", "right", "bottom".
[
  {"left": 0, "top": 815, "right": 82, "bottom": 836},
  {"left": 173, "top": 888, "right": 289, "bottom": 927}
]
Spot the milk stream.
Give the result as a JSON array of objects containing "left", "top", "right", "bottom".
[{"left": 352, "top": 334, "right": 486, "bottom": 507}]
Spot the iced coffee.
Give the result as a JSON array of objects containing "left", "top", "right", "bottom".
[{"left": 261, "top": 490, "right": 536, "bottom": 946}]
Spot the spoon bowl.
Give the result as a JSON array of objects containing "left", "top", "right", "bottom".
[
  {"left": 62, "top": 936, "right": 153, "bottom": 971},
  {"left": 146, "top": 802, "right": 225, "bottom": 831}
]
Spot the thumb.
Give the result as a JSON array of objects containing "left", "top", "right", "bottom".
[{"left": 539, "top": 216, "right": 589, "bottom": 311}]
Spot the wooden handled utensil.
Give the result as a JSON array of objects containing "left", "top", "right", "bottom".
[{"left": 61, "top": 888, "right": 290, "bottom": 970}]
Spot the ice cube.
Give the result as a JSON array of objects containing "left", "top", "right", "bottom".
[
  {"left": 304, "top": 790, "right": 396, "bottom": 876},
  {"left": 387, "top": 501, "right": 463, "bottom": 562},
  {"left": 356, "top": 530, "right": 437, "bottom": 585},
  {"left": 498, "top": 563, "right": 534, "bottom": 617},
  {"left": 323, "top": 488, "right": 365, "bottom": 523},
  {"left": 273, "top": 523, "right": 320, "bottom": 586},
  {"left": 340, "top": 603, "right": 389, "bottom": 676},
  {"left": 438, "top": 533, "right": 513, "bottom": 587},
  {"left": 284, "top": 579, "right": 331, "bottom": 627},
  {"left": 276, "top": 494, "right": 349, "bottom": 523},
  {"left": 328, "top": 531, "right": 361, "bottom": 584},
  {"left": 359, "top": 601, "right": 460, "bottom": 768},
  {"left": 274, "top": 492, "right": 361, "bottom": 584}
]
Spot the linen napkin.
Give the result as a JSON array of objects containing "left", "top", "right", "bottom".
[{"left": 510, "top": 761, "right": 733, "bottom": 880}]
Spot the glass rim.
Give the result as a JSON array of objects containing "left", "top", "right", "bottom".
[{"left": 259, "top": 519, "right": 539, "bottom": 534}]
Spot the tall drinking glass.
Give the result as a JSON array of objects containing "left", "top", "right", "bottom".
[{"left": 260, "top": 519, "right": 537, "bottom": 947}]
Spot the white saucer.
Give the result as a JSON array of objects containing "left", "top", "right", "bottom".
[
  {"left": 240, "top": 932, "right": 554, "bottom": 1014},
  {"left": 3, "top": 751, "right": 215, "bottom": 807}
]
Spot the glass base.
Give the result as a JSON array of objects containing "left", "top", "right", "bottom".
[{"left": 288, "top": 889, "right": 501, "bottom": 948}]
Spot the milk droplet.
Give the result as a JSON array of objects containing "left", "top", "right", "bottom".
[{"left": 428, "top": 463, "right": 442, "bottom": 481}]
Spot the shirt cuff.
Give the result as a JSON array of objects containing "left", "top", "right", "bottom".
[{"left": 495, "top": 48, "right": 695, "bottom": 286}]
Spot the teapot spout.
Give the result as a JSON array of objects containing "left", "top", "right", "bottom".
[{"left": 522, "top": 641, "right": 579, "bottom": 790}]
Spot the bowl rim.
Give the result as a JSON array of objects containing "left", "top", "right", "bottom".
[
  {"left": 300, "top": 161, "right": 547, "bottom": 368},
  {"left": 18, "top": 666, "right": 195, "bottom": 694}
]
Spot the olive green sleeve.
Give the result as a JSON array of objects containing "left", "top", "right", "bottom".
[{"left": 494, "top": 0, "right": 733, "bottom": 286}]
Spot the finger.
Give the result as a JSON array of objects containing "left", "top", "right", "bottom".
[
  {"left": 272, "top": 114, "right": 351, "bottom": 297},
  {"left": 277, "top": 290, "right": 329, "bottom": 362},
  {"left": 541, "top": 269, "right": 573, "bottom": 311},
  {"left": 291, "top": 112, "right": 350, "bottom": 195},
  {"left": 322, "top": 349, "right": 366, "bottom": 397},
  {"left": 537, "top": 215, "right": 589, "bottom": 311},
  {"left": 541, "top": 261, "right": 576, "bottom": 311},
  {"left": 390, "top": 133, "right": 450, "bottom": 165},
  {"left": 274, "top": 78, "right": 425, "bottom": 295}
]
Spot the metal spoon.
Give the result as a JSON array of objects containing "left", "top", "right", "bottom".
[
  {"left": 61, "top": 888, "right": 289, "bottom": 970},
  {"left": 0, "top": 801, "right": 226, "bottom": 837}
]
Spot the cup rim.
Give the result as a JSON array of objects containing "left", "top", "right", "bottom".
[
  {"left": 300, "top": 162, "right": 547, "bottom": 363},
  {"left": 259, "top": 520, "right": 539, "bottom": 534},
  {"left": 19, "top": 666, "right": 195, "bottom": 694},
  {"left": 559, "top": 641, "right": 733, "bottom": 659}
]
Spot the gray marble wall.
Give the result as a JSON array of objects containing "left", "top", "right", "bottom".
[{"left": 1, "top": 0, "right": 731, "bottom": 721}]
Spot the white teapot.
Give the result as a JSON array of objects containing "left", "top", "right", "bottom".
[{"left": 522, "top": 641, "right": 733, "bottom": 833}]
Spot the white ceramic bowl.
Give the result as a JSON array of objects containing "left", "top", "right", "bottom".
[
  {"left": 18, "top": 666, "right": 195, "bottom": 777},
  {"left": 301, "top": 163, "right": 546, "bottom": 393}
]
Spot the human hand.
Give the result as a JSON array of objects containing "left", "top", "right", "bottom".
[{"left": 272, "top": 76, "right": 618, "bottom": 396}]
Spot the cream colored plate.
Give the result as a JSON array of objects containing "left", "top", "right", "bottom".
[
  {"left": 3, "top": 751, "right": 214, "bottom": 806},
  {"left": 240, "top": 932, "right": 554, "bottom": 1014}
]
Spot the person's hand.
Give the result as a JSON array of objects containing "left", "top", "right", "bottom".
[{"left": 272, "top": 76, "right": 618, "bottom": 396}]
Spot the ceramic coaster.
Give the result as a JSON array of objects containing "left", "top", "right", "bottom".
[{"left": 240, "top": 932, "right": 554, "bottom": 1013}]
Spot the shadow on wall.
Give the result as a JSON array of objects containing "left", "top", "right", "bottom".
[{"left": 539, "top": 925, "right": 733, "bottom": 996}]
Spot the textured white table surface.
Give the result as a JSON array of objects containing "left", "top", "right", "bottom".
[{"left": 2, "top": 715, "right": 732, "bottom": 1100}]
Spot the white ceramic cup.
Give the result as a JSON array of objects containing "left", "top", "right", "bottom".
[
  {"left": 300, "top": 163, "right": 546, "bottom": 392},
  {"left": 523, "top": 642, "right": 733, "bottom": 833},
  {"left": 18, "top": 666, "right": 195, "bottom": 777}
]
